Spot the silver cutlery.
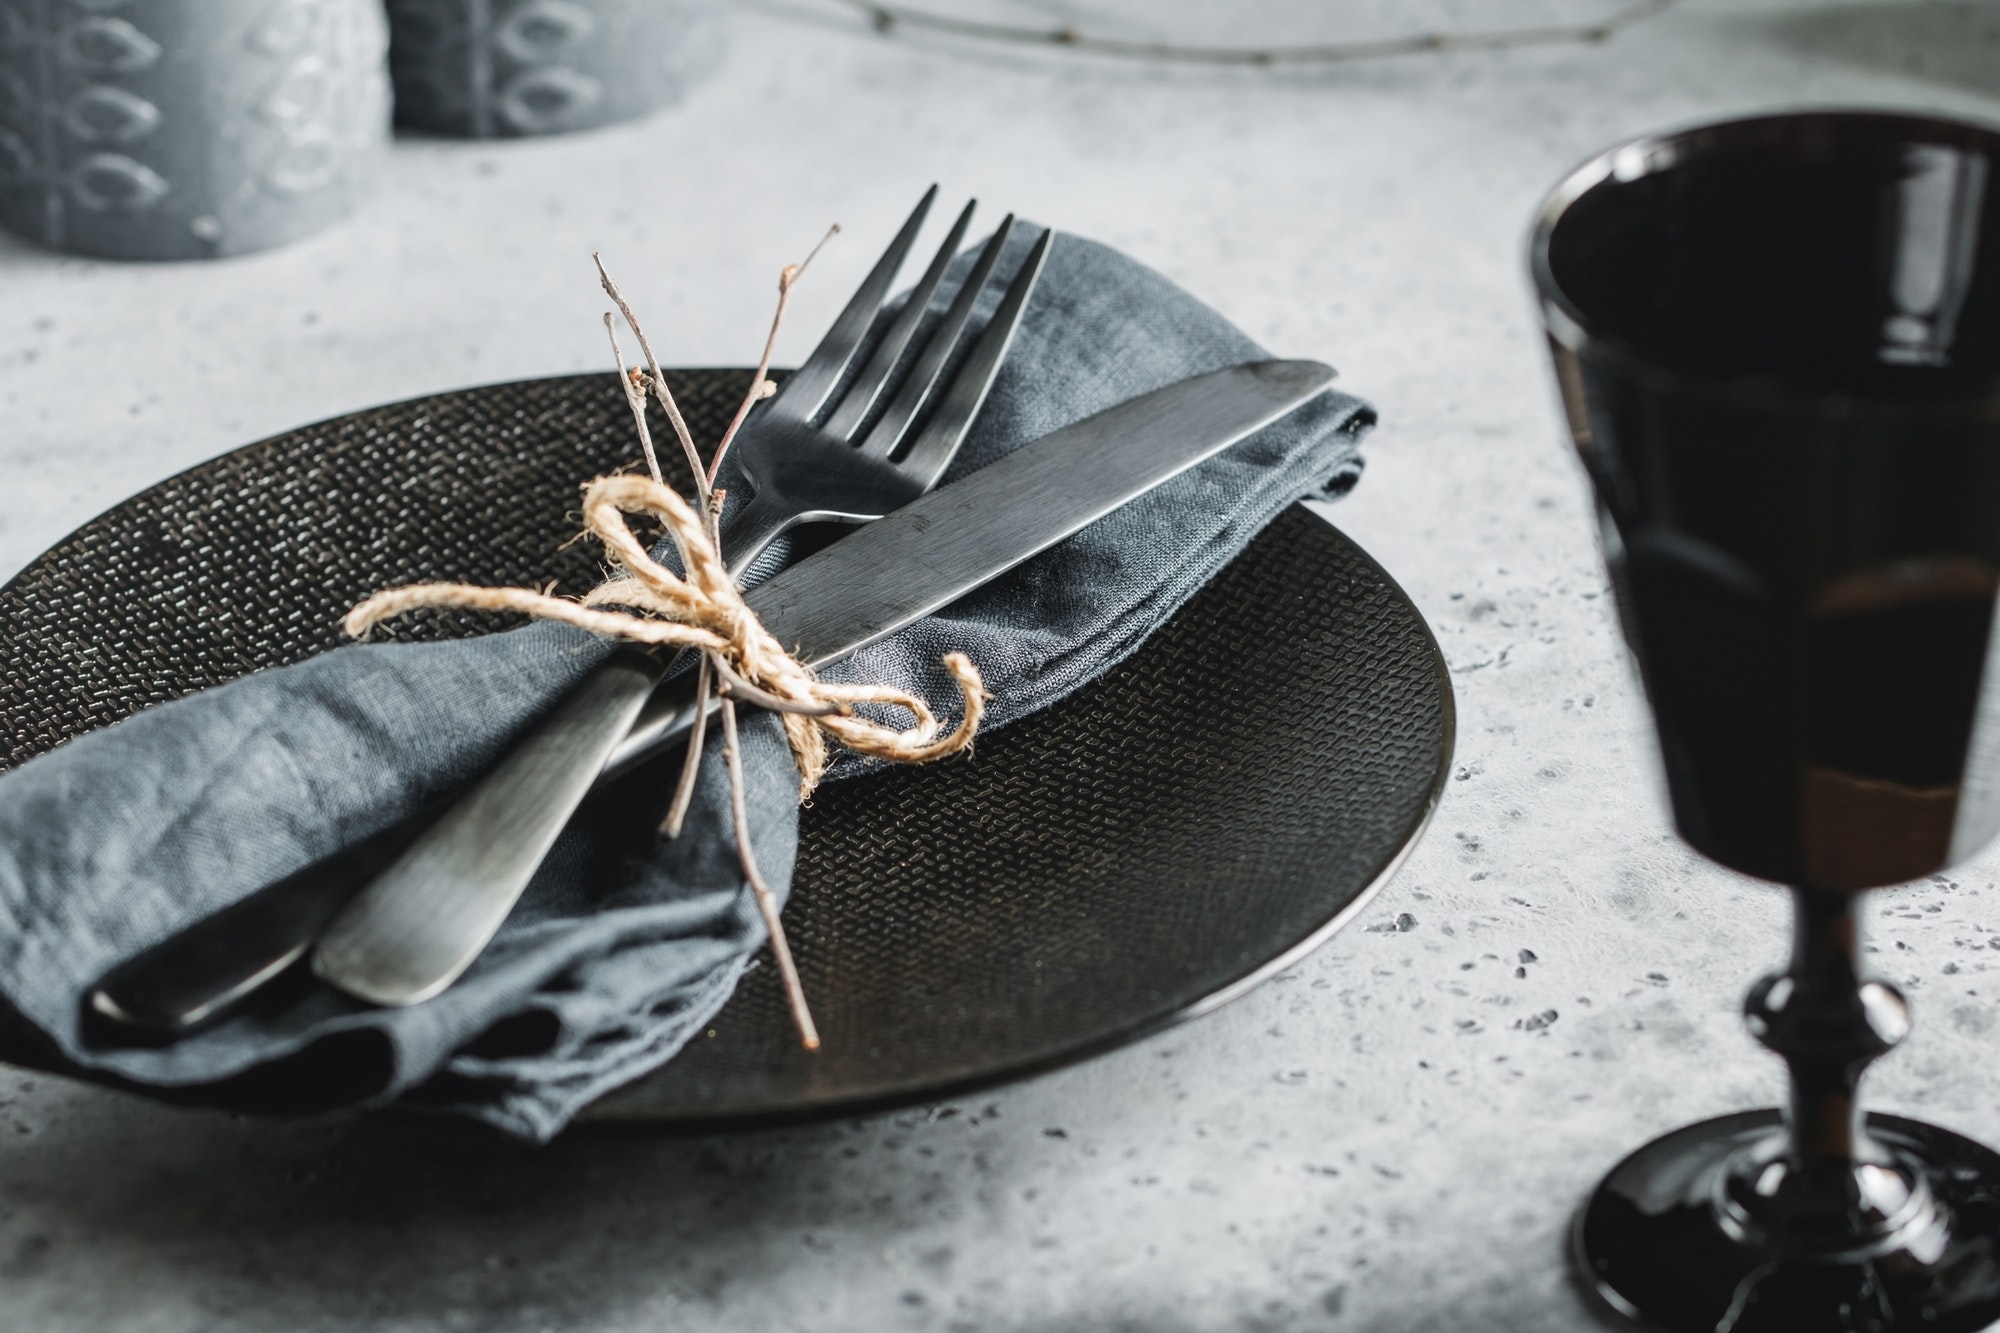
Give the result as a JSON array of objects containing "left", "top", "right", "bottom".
[
  {"left": 310, "top": 360, "right": 1339, "bottom": 1008},
  {"left": 87, "top": 190, "right": 1048, "bottom": 1034},
  {"left": 313, "top": 220, "right": 1053, "bottom": 1008},
  {"left": 90, "top": 360, "right": 1335, "bottom": 1033}
]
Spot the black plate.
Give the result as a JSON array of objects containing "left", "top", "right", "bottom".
[{"left": 0, "top": 369, "right": 1453, "bottom": 1128}]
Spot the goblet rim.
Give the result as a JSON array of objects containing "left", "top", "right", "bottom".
[{"left": 1529, "top": 105, "right": 2000, "bottom": 423}]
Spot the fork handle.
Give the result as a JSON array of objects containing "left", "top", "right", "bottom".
[
  {"left": 306, "top": 495, "right": 813, "bottom": 1006},
  {"left": 90, "top": 577, "right": 747, "bottom": 1033},
  {"left": 87, "top": 657, "right": 708, "bottom": 1035},
  {"left": 85, "top": 814, "right": 431, "bottom": 1039},
  {"left": 310, "top": 652, "right": 675, "bottom": 1006},
  {"left": 603, "top": 669, "right": 707, "bottom": 782}
]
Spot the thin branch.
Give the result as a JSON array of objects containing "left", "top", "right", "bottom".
[
  {"left": 820, "top": 0, "right": 1674, "bottom": 64},
  {"left": 664, "top": 488, "right": 736, "bottom": 832},
  {"left": 707, "top": 223, "right": 841, "bottom": 488},
  {"left": 714, "top": 655, "right": 845, "bottom": 717},
  {"left": 662, "top": 494, "right": 732, "bottom": 840},
  {"left": 659, "top": 653, "right": 711, "bottom": 838},
  {"left": 603, "top": 313, "right": 664, "bottom": 485},
  {"left": 705, "top": 486, "right": 728, "bottom": 559},
  {"left": 594, "top": 252, "right": 707, "bottom": 500},
  {"left": 720, "top": 695, "right": 821, "bottom": 1050},
  {"left": 795, "top": 221, "right": 841, "bottom": 273}
]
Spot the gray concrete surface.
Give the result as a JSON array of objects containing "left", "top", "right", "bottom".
[{"left": 6, "top": 1, "right": 2000, "bottom": 1328}]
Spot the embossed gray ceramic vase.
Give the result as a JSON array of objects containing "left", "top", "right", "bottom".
[
  {"left": 385, "top": 0, "right": 727, "bottom": 138},
  {"left": 0, "top": 0, "right": 390, "bottom": 261}
]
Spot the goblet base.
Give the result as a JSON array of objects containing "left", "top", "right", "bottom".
[{"left": 1576, "top": 1109, "right": 2000, "bottom": 1332}]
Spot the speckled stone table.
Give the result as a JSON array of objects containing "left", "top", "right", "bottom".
[{"left": 5, "top": 2, "right": 2000, "bottom": 1329}]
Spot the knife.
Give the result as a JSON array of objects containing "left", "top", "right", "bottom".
[{"left": 87, "top": 359, "right": 1337, "bottom": 1034}]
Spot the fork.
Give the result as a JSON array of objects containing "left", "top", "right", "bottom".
[
  {"left": 84, "top": 190, "right": 1050, "bottom": 1034},
  {"left": 306, "top": 196, "right": 1052, "bottom": 1008}
]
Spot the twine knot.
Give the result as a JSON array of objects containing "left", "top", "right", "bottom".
[{"left": 345, "top": 473, "right": 986, "bottom": 798}]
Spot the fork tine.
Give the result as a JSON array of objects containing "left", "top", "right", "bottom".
[
  {"left": 819, "top": 199, "right": 976, "bottom": 441},
  {"left": 891, "top": 227, "right": 1052, "bottom": 490},
  {"left": 856, "top": 215, "right": 1017, "bottom": 460},
  {"left": 764, "top": 185, "right": 937, "bottom": 424}
]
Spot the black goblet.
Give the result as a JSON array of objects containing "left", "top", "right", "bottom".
[{"left": 1533, "top": 110, "right": 2000, "bottom": 1332}]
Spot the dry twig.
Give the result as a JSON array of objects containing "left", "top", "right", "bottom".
[
  {"left": 594, "top": 252, "right": 706, "bottom": 498},
  {"left": 661, "top": 487, "right": 739, "bottom": 839},
  {"left": 603, "top": 313, "right": 663, "bottom": 484},
  {"left": 818, "top": 0, "right": 1675, "bottom": 65},
  {"left": 348, "top": 474, "right": 985, "bottom": 1046},
  {"left": 660, "top": 652, "right": 710, "bottom": 838},
  {"left": 708, "top": 223, "right": 842, "bottom": 487},
  {"left": 721, "top": 694, "right": 821, "bottom": 1050},
  {"left": 661, "top": 484, "right": 738, "bottom": 839},
  {"left": 633, "top": 229, "right": 831, "bottom": 1050},
  {"left": 355, "top": 235, "right": 985, "bottom": 1053},
  {"left": 714, "top": 655, "right": 845, "bottom": 717}
]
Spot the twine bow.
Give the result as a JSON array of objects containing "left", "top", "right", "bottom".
[{"left": 345, "top": 472, "right": 986, "bottom": 798}]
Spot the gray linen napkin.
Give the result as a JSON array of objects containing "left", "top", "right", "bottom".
[{"left": 0, "top": 230, "right": 1373, "bottom": 1141}]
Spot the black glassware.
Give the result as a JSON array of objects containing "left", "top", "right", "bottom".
[{"left": 1534, "top": 110, "right": 2000, "bottom": 1332}]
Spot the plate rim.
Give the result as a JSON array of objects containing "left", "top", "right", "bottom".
[{"left": 0, "top": 369, "right": 1456, "bottom": 1133}]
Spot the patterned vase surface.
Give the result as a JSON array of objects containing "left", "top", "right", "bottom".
[
  {"left": 0, "top": 0, "right": 390, "bottom": 261},
  {"left": 386, "top": 0, "right": 727, "bottom": 138}
]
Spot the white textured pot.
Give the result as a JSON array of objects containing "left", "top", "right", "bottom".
[
  {"left": 385, "top": 0, "right": 727, "bottom": 138},
  {"left": 0, "top": 0, "right": 391, "bottom": 261}
]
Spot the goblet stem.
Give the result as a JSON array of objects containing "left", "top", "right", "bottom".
[
  {"left": 1734, "top": 886, "right": 1923, "bottom": 1253},
  {"left": 1783, "top": 890, "right": 1887, "bottom": 1166}
]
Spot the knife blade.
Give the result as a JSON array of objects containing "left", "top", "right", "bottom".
[{"left": 89, "top": 359, "right": 1337, "bottom": 1032}]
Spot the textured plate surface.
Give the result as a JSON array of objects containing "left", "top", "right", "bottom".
[{"left": 0, "top": 370, "right": 1452, "bottom": 1128}]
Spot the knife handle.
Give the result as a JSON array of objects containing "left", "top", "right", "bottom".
[
  {"left": 84, "top": 815, "right": 432, "bottom": 1039},
  {"left": 85, "top": 660, "right": 708, "bottom": 1039}
]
